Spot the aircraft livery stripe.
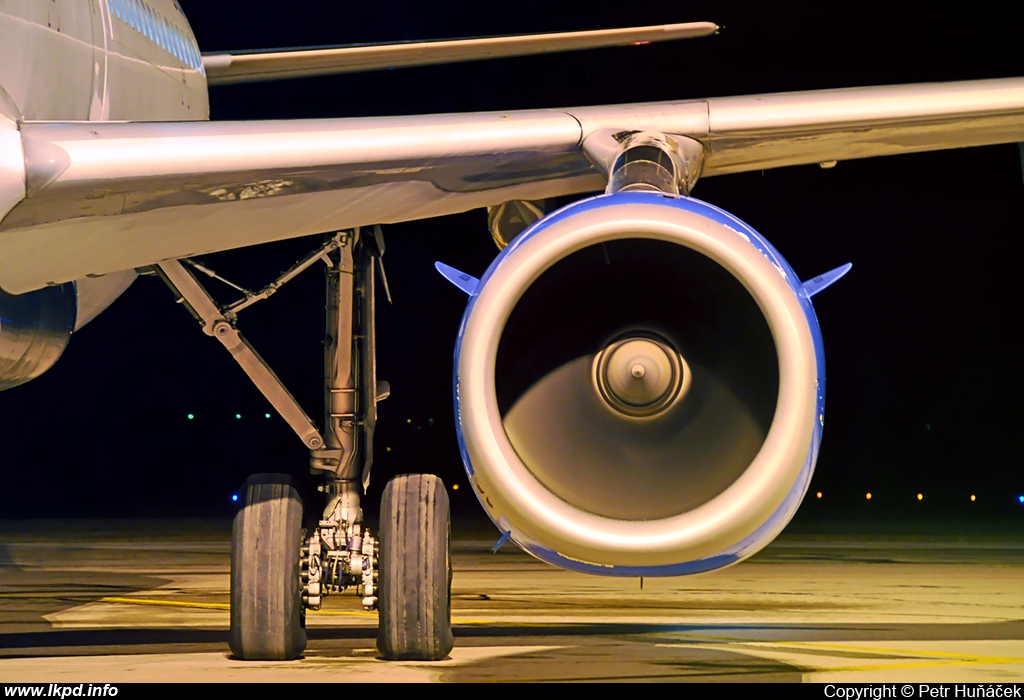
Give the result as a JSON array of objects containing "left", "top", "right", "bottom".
[{"left": 108, "top": 0, "right": 201, "bottom": 70}]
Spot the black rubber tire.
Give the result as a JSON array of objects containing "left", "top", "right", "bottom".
[
  {"left": 376, "top": 474, "right": 454, "bottom": 660},
  {"left": 229, "top": 473, "right": 307, "bottom": 660}
]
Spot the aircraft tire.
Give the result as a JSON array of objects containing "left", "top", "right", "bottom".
[
  {"left": 376, "top": 473, "right": 454, "bottom": 660},
  {"left": 229, "top": 473, "right": 307, "bottom": 661}
]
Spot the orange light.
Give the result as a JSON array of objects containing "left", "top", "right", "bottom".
[
  {"left": 866, "top": 492, "right": 872, "bottom": 500},
  {"left": 917, "top": 493, "right": 923, "bottom": 501},
  {"left": 452, "top": 483, "right": 459, "bottom": 491},
  {"left": 971, "top": 494, "right": 976, "bottom": 502},
  {"left": 816, "top": 491, "right": 822, "bottom": 499}
]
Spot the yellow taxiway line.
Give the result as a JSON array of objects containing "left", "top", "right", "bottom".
[{"left": 656, "top": 637, "right": 1024, "bottom": 674}]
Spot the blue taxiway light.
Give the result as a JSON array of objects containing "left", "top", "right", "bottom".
[
  {"left": 1018, "top": 495, "right": 1024, "bottom": 504},
  {"left": 231, "top": 494, "right": 238, "bottom": 502}
]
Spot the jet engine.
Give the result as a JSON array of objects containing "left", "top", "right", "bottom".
[
  {"left": 0, "top": 270, "right": 136, "bottom": 390},
  {"left": 452, "top": 192, "right": 828, "bottom": 576},
  {"left": 0, "top": 283, "right": 77, "bottom": 390}
]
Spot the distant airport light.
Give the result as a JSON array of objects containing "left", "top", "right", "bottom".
[
  {"left": 1018, "top": 495, "right": 1024, "bottom": 504},
  {"left": 187, "top": 413, "right": 194, "bottom": 420},
  {"left": 452, "top": 483, "right": 459, "bottom": 491},
  {"left": 231, "top": 494, "right": 238, "bottom": 502},
  {"left": 265, "top": 413, "right": 271, "bottom": 419},
  {"left": 816, "top": 491, "right": 822, "bottom": 499},
  {"left": 866, "top": 492, "right": 872, "bottom": 500},
  {"left": 235, "top": 413, "right": 242, "bottom": 419},
  {"left": 917, "top": 493, "right": 923, "bottom": 501},
  {"left": 971, "top": 495, "right": 977, "bottom": 502}
]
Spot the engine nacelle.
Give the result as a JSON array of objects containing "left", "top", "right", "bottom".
[
  {"left": 0, "top": 283, "right": 76, "bottom": 390},
  {"left": 453, "top": 192, "right": 826, "bottom": 576},
  {"left": 0, "top": 270, "right": 136, "bottom": 390}
]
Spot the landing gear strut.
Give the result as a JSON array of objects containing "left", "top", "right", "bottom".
[
  {"left": 157, "top": 227, "right": 452, "bottom": 662},
  {"left": 302, "top": 229, "right": 382, "bottom": 621}
]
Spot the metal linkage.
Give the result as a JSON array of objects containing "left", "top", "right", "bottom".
[
  {"left": 223, "top": 237, "right": 342, "bottom": 320},
  {"left": 156, "top": 258, "right": 325, "bottom": 451}
]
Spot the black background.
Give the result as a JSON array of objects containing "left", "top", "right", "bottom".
[{"left": 1, "top": 1, "right": 1022, "bottom": 523}]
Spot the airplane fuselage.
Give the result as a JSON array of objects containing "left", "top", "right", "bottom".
[
  {"left": 0, "top": 0, "right": 208, "bottom": 122},
  {"left": 0, "top": 0, "right": 210, "bottom": 377}
]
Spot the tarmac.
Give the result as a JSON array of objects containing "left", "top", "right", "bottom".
[{"left": 1, "top": 517, "right": 1022, "bottom": 682}]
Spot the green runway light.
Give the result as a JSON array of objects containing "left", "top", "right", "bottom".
[
  {"left": 235, "top": 413, "right": 241, "bottom": 420},
  {"left": 265, "top": 413, "right": 271, "bottom": 419},
  {"left": 187, "top": 414, "right": 194, "bottom": 420}
]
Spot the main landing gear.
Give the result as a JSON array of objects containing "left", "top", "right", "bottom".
[{"left": 156, "top": 228, "right": 453, "bottom": 662}]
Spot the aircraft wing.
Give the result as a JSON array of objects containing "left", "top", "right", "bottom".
[
  {"left": 201, "top": 22, "right": 719, "bottom": 84},
  {"left": 1, "top": 77, "right": 1022, "bottom": 294}
]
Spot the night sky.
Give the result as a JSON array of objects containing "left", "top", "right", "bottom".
[{"left": 1, "top": 2, "right": 1022, "bottom": 523}]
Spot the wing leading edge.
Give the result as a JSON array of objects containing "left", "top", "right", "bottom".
[
  {"left": 201, "top": 22, "right": 720, "bottom": 85},
  {"left": 0, "top": 77, "right": 1022, "bottom": 293}
]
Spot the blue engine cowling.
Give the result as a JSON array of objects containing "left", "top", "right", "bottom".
[{"left": 451, "top": 192, "right": 827, "bottom": 576}]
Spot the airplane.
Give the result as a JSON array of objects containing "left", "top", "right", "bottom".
[{"left": 1, "top": 0, "right": 1022, "bottom": 665}]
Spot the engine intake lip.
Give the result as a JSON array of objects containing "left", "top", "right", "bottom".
[{"left": 457, "top": 193, "right": 818, "bottom": 568}]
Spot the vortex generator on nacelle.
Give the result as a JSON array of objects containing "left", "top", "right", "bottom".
[{"left": 448, "top": 191, "right": 834, "bottom": 576}]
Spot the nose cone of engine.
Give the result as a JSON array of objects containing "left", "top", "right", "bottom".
[
  {"left": 594, "top": 335, "right": 686, "bottom": 417},
  {"left": 452, "top": 192, "right": 825, "bottom": 575}
]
